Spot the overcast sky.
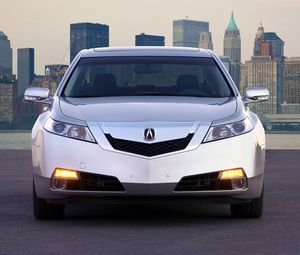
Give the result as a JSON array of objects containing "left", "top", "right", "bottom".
[{"left": 1, "top": 0, "right": 300, "bottom": 74}]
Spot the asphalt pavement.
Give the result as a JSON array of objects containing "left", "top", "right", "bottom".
[{"left": 0, "top": 150, "right": 299, "bottom": 255}]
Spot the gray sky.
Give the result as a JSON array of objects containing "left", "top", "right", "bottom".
[{"left": 1, "top": 0, "right": 300, "bottom": 74}]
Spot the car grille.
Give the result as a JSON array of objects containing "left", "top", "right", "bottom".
[
  {"left": 66, "top": 172, "right": 125, "bottom": 192},
  {"left": 105, "top": 133, "right": 194, "bottom": 157},
  {"left": 174, "top": 172, "right": 232, "bottom": 192}
]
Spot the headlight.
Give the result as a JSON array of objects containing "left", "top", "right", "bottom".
[
  {"left": 203, "top": 118, "right": 253, "bottom": 143},
  {"left": 44, "top": 118, "right": 95, "bottom": 143}
]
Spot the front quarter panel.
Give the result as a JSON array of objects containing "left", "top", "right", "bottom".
[
  {"left": 32, "top": 110, "right": 50, "bottom": 176},
  {"left": 248, "top": 110, "right": 266, "bottom": 175}
]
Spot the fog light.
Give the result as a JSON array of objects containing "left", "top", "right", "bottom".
[
  {"left": 219, "top": 168, "right": 247, "bottom": 190},
  {"left": 53, "top": 168, "right": 79, "bottom": 180},
  {"left": 219, "top": 168, "right": 245, "bottom": 180},
  {"left": 231, "top": 178, "right": 247, "bottom": 190},
  {"left": 52, "top": 178, "right": 67, "bottom": 190}
]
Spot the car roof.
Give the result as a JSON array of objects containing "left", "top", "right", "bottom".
[{"left": 82, "top": 46, "right": 212, "bottom": 58}]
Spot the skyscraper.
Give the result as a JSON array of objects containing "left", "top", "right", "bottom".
[
  {"left": 284, "top": 57, "right": 300, "bottom": 104},
  {"left": 70, "top": 23, "right": 109, "bottom": 62},
  {"left": 0, "top": 31, "right": 13, "bottom": 77},
  {"left": 0, "top": 76, "right": 15, "bottom": 122},
  {"left": 251, "top": 23, "right": 284, "bottom": 113},
  {"left": 240, "top": 23, "right": 285, "bottom": 115},
  {"left": 219, "top": 56, "right": 230, "bottom": 71},
  {"left": 173, "top": 19, "right": 209, "bottom": 48},
  {"left": 254, "top": 23, "right": 284, "bottom": 60},
  {"left": 199, "top": 31, "right": 213, "bottom": 50},
  {"left": 44, "top": 64, "right": 69, "bottom": 96},
  {"left": 17, "top": 48, "right": 35, "bottom": 98},
  {"left": 264, "top": 33, "right": 284, "bottom": 59},
  {"left": 135, "top": 33, "right": 165, "bottom": 46},
  {"left": 241, "top": 56, "right": 279, "bottom": 114},
  {"left": 265, "top": 32, "right": 285, "bottom": 113},
  {"left": 223, "top": 12, "right": 241, "bottom": 89},
  {"left": 45, "top": 64, "right": 69, "bottom": 78},
  {"left": 253, "top": 22, "right": 265, "bottom": 57}
]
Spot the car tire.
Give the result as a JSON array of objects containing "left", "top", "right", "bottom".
[
  {"left": 231, "top": 186, "right": 264, "bottom": 218},
  {"left": 33, "top": 181, "right": 65, "bottom": 220}
]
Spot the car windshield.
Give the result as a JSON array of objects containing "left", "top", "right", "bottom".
[{"left": 62, "top": 56, "right": 233, "bottom": 98}]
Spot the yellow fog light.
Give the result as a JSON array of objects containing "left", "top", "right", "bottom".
[
  {"left": 219, "top": 168, "right": 245, "bottom": 180},
  {"left": 53, "top": 168, "right": 79, "bottom": 180}
]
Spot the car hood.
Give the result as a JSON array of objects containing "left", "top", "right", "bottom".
[{"left": 59, "top": 96, "right": 237, "bottom": 122}]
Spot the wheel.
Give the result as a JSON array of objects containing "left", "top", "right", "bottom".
[
  {"left": 231, "top": 187, "right": 264, "bottom": 218},
  {"left": 33, "top": 181, "right": 65, "bottom": 220}
]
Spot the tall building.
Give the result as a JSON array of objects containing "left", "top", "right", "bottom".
[
  {"left": 0, "top": 31, "right": 13, "bottom": 77},
  {"left": 265, "top": 32, "right": 285, "bottom": 112},
  {"left": 173, "top": 19, "right": 209, "bottom": 48},
  {"left": 70, "top": 23, "right": 109, "bottom": 62},
  {"left": 31, "top": 64, "right": 69, "bottom": 98},
  {"left": 253, "top": 23, "right": 284, "bottom": 59},
  {"left": 45, "top": 64, "right": 68, "bottom": 78},
  {"left": 199, "top": 31, "right": 213, "bottom": 50},
  {"left": 241, "top": 56, "right": 279, "bottom": 114},
  {"left": 223, "top": 12, "right": 241, "bottom": 90},
  {"left": 45, "top": 64, "right": 68, "bottom": 95},
  {"left": 135, "top": 33, "right": 165, "bottom": 46},
  {"left": 253, "top": 23, "right": 284, "bottom": 60},
  {"left": 253, "top": 22, "right": 265, "bottom": 57},
  {"left": 219, "top": 56, "right": 230, "bottom": 71},
  {"left": 31, "top": 75, "right": 45, "bottom": 88},
  {"left": 264, "top": 33, "right": 284, "bottom": 60},
  {"left": 284, "top": 57, "right": 300, "bottom": 104},
  {"left": 17, "top": 48, "right": 35, "bottom": 98},
  {"left": 240, "top": 23, "right": 285, "bottom": 115},
  {"left": 0, "top": 76, "right": 16, "bottom": 123},
  {"left": 251, "top": 23, "right": 284, "bottom": 113}
]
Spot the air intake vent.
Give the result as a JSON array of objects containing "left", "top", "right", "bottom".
[
  {"left": 105, "top": 134, "right": 194, "bottom": 157},
  {"left": 174, "top": 172, "right": 232, "bottom": 192},
  {"left": 66, "top": 172, "right": 125, "bottom": 192}
]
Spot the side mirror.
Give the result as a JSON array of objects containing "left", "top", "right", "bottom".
[
  {"left": 24, "top": 87, "right": 53, "bottom": 105},
  {"left": 243, "top": 87, "right": 269, "bottom": 104}
]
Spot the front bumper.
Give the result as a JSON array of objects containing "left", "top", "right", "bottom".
[
  {"left": 32, "top": 124, "right": 265, "bottom": 202},
  {"left": 34, "top": 173, "right": 264, "bottom": 203}
]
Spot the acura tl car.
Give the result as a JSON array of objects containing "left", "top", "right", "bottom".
[{"left": 25, "top": 47, "right": 269, "bottom": 219}]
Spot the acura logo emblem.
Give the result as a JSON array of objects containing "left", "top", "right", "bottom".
[{"left": 144, "top": 128, "right": 155, "bottom": 141}]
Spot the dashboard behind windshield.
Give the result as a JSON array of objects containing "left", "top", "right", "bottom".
[{"left": 62, "top": 56, "right": 233, "bottom": 98}]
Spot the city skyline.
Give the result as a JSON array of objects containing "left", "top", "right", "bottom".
[{"left": 1, "top": 0, "right": 300, "bottom": 74}]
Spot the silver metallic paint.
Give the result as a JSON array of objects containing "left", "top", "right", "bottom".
[{"left": 28, "top": 47, "right": 266, "bottom": 203}]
